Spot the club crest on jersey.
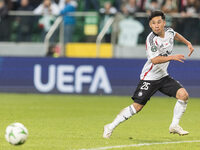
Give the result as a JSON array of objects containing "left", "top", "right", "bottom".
[{"left": 151, "top": 45, "right": 157, "bottom": 52}]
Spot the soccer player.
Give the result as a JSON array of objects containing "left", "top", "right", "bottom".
[{"left": 103, "top": 10, "right": 194, "bottom": 138}]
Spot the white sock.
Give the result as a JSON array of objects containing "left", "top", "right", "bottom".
[
  {"left": 171, "top": 99, "right": 188, "bottom": 127},
  {"left": 109, "top": 105, "right": 136, "bottom": 130}
]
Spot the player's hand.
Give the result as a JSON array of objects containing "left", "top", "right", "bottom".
[
  {"left": 172, "top": 54, "right": 186, "bottom": 63},
  {"left": 187, "top": 42, "right": 194, "bottom": 57}
]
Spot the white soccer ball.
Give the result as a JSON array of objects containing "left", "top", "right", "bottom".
[{"left": 5, "top": 122, "right": 28, "bottom": 145}]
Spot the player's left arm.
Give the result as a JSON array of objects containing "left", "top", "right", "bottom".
[{"left": 174, "top": 32, "right": 194, "bottom": 56}]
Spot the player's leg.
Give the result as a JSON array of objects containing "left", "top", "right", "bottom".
[
  {"left": 172, "top": 88, "right": 189, "bottom": 126},
  {"left": 169, "top": 88, "right": 189, "bottom": 135},
  {"left": 103, "top": 102, "right": 143, "bottom": 139},
  {"left": 108, "top": 102, "right": 144, "bottom": 129},
  {"left": 109, "top": 102, "right": 144, "bottom": 129},
  {"left": 103, "top": 80, "right": 158, "bottom": 138},
  {"left": 159, "top": 76, "right": 189, "bottom": 135}
]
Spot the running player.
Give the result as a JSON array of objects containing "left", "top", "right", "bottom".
[{"left": 103, "top": 10, "right": 194, "bottom": 138}]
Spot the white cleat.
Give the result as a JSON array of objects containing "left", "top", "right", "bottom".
[
  {"left": 103, "top": 124, "right": 113, "bottom": 138},
  {"left": 169, "top": 125, "right": 189, "bottom": 136}
]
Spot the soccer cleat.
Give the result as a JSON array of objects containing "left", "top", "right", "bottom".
[
  {"left": 103, "top": 124, "right": 113, "bottom": 138},
  {"left": 169, "top": 125, "right": 189, "bottom": 136}
]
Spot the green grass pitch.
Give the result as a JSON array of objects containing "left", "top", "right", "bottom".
[{"left": 0, "top": 93, "right": 199, "bottom": 150}]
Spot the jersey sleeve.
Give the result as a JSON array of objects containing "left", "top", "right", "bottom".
[
  {"left": 167, "top": 27, "right": 176, "bottom": 37},
  {"left": 146, "top": 36, "right": 160, "bottom": 59}
]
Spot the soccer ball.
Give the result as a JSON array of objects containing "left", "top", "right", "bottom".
[{"left": 5, "top": 122, "right": 28, "bottom": 145}]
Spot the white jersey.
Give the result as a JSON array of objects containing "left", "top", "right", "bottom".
[{"left": 140, "top": 27, "right": 176, "bottom": 80}]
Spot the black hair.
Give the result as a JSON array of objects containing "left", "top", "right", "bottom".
[{"left": 148, "top": 10, "right": 165, "bottom": 22}]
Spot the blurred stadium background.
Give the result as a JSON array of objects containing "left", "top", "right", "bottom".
[
  {"left": 0, "top": 0, "right": 199, "bottom": 96},
  {"left": 0, "top": 0, "right": 200, "bottom": 149}
]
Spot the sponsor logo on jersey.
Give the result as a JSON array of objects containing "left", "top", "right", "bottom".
[{"left": 166, "top": 50, "right": 172, "bottom": 55}]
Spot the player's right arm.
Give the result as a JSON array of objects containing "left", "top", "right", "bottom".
[
  {"left": 151, "top": 55, "right": 185, "bottom": 64},
  {"left": 146, "top": 33, "right": 185, "bottom": 65}
]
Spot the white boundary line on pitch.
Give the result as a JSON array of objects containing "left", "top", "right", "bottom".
[{"left": 79, "top": 140, "right": 200, "bottom": 150}]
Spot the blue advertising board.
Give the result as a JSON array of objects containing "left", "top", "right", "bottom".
[{"left": 0, "top": 57, "right": 199, "bottom": 97}]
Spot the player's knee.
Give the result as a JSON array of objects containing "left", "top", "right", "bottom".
[
  {"left": 183, "top": 92, "right": 189, "bottom": 101},
  {"left": 178, "top": 92, "right": 189, "bottom": 101},
  {"left": 133, "top": 103, "right": 144, "bottom": 112},
  {"left": 176, "top": 88, "right": 189, "bottom": 101}
]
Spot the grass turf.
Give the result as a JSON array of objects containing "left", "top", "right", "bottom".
[{"left": 0, "top": 93, "right": 199, "bottom": 150}]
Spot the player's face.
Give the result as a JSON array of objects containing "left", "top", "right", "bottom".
[{"left": 149, "top": 16, "right": 166, "bottom": 36}]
